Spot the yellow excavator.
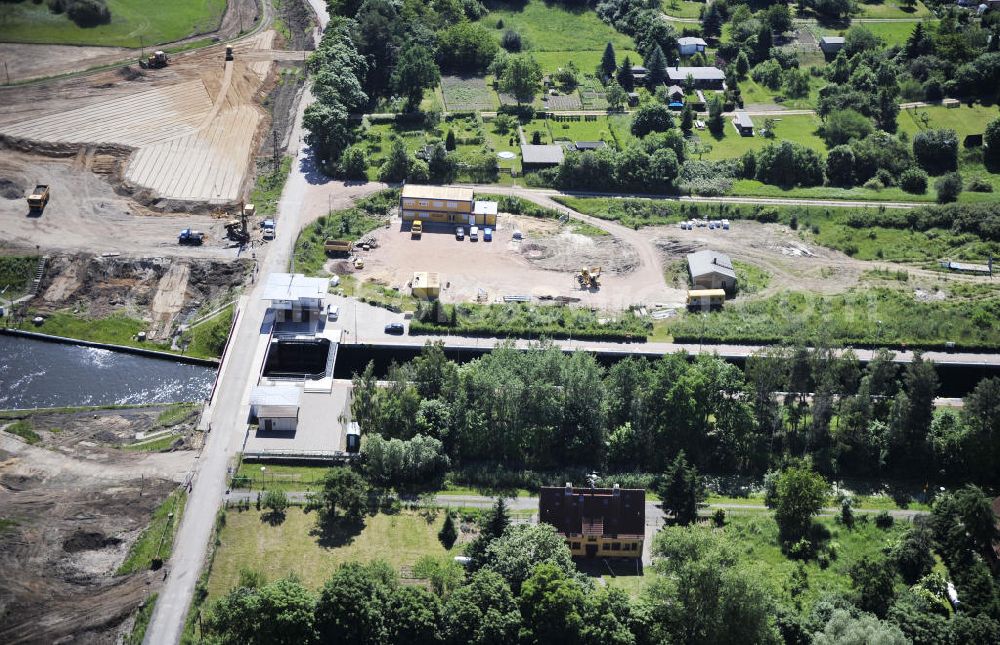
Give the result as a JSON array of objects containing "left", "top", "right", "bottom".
[{"left": 577, "top": 266, "right": 602, "bottom": 288}]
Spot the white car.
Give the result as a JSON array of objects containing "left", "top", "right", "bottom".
[
  {"left": 326, "top": 304, "right": 339, "bottom": 321},
  {"left": 470, "top": 226, "right": 479, "bottom": 241}
]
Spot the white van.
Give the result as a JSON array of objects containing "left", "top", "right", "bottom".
[{"left": 470, "top": 226, "right": 479, "bottom": 241}]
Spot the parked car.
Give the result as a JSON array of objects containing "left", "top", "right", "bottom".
[
  {"left": 470, "top": 226, "right": 479, "bottom": 241},
  {"left": 384, "top": 322, "right": 405, "bottom": 334},
  {"left": 512, "top": 229, "right": 523, "bottom": 240},
  {"left": 326, "top": 304, "right": 339, "bottom": 321},
  {"left": 483, "top": 228, "right": 493, "bottom": 242},
  {"left": 455, "top": 226, "right": 465, "bottom": 240}
]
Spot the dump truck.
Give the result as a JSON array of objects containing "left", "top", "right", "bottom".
[
  {"left": 178, "top": 229, "right": 204, "bottom": 245},
  {"left": 324, "top": 239, "right": 353, "bottom": 255},
  {"left": 577, "top": 266, "right": 602, "bottom": 288},
  {"left": 27, "top": 184, "right": 50, "bottom": 212},
  {"left": 140, "top": 51, "right": 169, "bottom": 69}
]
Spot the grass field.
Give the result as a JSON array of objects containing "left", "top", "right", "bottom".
[
  {"left": 660, "top": 0, "right": 706, "bottom": 19},
  {"left": 26, "top": 312, "right": 172, "bottom": 351},
  {"left": 478, "top": 0, "right": 634, "bottom": 53},
  {"left": 738, "top": 74, "right": 826, "bottom": 110},
  {"left": 234, "top": 462, "right": 330, "bottom": 491},
  {"left": 666, "top": 285, "right": 1000, "bottom": 349},
  {"left": 692, "top": 113, "right": 827, "bottom": 160},
  {"left": 532, "top": 49, "right": 643, "bottom": 76},
  {"left": 897, "top": 104, "right": 1000, "bottom": 140},
  {"left": 817, "top": 20, "right": 929, "bottom": 48},
  {"left": 853, "top": 0, "right": 931, "bottom": 18},
  {"left": 207, "top": 509, "right": 456, "bottom": 599},
  {"left": 441, "top": 76, "right": 498, "bottom": 112},
  {"left": 2, "top": 419, "right": 41, "bottom": 444},
  {"left": 0, "top": 0, "right": 227, "bottom": 47},
  {"left": 527, "top": 115, "right": 634, "bottom": 149},
  {"left": 123, "top": 433, "right": 181, "bottom": 452},
  {"left": 728, "top": 178, "right": 1000, "bottom": 204},
  {"left": 117, "top": 489, "right": 187, "bottom": 574},
  {"left": 179, "top": 304, "right": 233, "bottom": 359}
]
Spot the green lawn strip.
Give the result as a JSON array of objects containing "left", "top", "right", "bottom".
[
  {"left": 249, "top": 156, "right": 293, "bottom": 218},
  {"left": 118, "top": 489, "right": 188, "bottom": 574},
  {"left": 24, "top": 312, "right": 171, "bottom": 351},
  {"left": 531, "top": 49, "right": 643, "bottom": 76},
  {"left": 737, "top": 74, "right": 826, "bottom": 110},
  {"left": 728, "top": 178, "right": 999, "bottom": 204},
  {"left": 125, "top": 593, "right": 158, "bottom": 645},
  {"left": 0, "top": 0, "right": 227, "bottom": 48},
  {"left": 156, "top": 402, "right": 199, "bottom": 427},
  {"left": 0, "top": 403, "right": 154, "bottom": 417},
  {"left": 897, "top": 104, "right": 1000, "bottom": 140},
  {"left": 124, "top": 434, "right": 182, "bottom": 452},
  {"left": 706, "top": 493, "right": 931, "bottom": 513},
  {"left": 733, "top": 260, "right": 770, "bottom": 295},
  {"left": 665, "top": 286, "right": 1000, "bottom": 349},
  {"left": 476, "top": 0, "right": 634, "bottom": 53},
  {"left": 816, "top": 20, "right": 930, "bottom": 47},
  {"left": 0, "top": 255, "right": 38, "bottom": 301},
  {"left": 206, "top": 509, "right": 456, "bottom": 600},
  {"left": 179, "top": 304, "right": 234, "bottom": 359},
  {"left": 293, "top": 190, "right": 397, "bottom": 275},
  {"left": 2, "top": 419, "right": 41, "bottom": 444},
  {"left": 234, "top": 463, "right": 331, "bottom": 492}
]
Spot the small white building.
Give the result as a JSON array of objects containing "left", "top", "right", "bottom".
[
  {"left": 250, "top": 385, "right": 302, "bottom": 432},
  {"left": 678, "top": 37, "right": 708, "bottom": 56},
  {"left": 260, "top": 273, "right": 329, "bottom": 323}
]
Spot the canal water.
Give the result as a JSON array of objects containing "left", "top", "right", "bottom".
[{"left": 0, "top": 335, "right": 216, "bottom": 409}]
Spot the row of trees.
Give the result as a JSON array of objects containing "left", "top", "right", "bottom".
[{"left": 350, "top": 341, "right": 1000, "bottom": 485}]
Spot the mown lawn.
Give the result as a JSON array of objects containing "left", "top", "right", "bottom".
[
  {"left": 738, "top": 73, "right": 826, "bottom": 110},
  {"left": 897, "top": 104, "right": 1000, "bottom": 140},
  {"left": 532, "top": 49, "right": 643, "bottom": 76},
  {"left": 478, "top": 0, "right": 634, "bottom": 53},
  {"left": 817, "top": 20, "right": 930, "bottom": 48},
  {"left": 0, "top": 0, "right": 227, "bottom": 47},
  {"left": 692, "top": 113, "right": 827, "bottom": 160},
  {"left": 660, "top": 0, "right": 706, "bottom": 19},
  {"left": 207, "top": 509, "right": 457, "bottom": 599},
  {"left": 27, "top": 312, "right": 171, "bottom": 351},
  {"left": 854, "top": 0, "right": 931, "bottom": 18},
  {"left": 233, "top": 462, "right": 330, "bottom": 492}
]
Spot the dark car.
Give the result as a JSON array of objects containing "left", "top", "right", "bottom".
[{"left": 384, "top": 322, "right": 405, "bottom": 334}]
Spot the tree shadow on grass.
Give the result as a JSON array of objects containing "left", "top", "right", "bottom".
[
  {"left": 261, "top": 510, "right": 287, "bottom": 526},
  {"left": 574, "top": 557, "right": 645, "bottom": 579},
  {"left": 310, "top": 514, "right": 366, "bottom": 549}
]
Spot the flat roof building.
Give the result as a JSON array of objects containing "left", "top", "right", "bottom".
[
  {"left": 521, "top": 144, "right": 565, "bottom": 170},
  {"left": 250, "top": 385, "right": 302, "bottom": 432},
  {"left": 472, "top": 200, "right": 498, "bottom": 226},
  {"left": 540, "top": 484, "right": 646, "bottom": 559},
  {"left": 400, "top": 184, "right": 474, "bottom": 223},
  {"left": 678, "top": 36, "right": 707, "bottom": 55},
  {"left": 261, "top": 273, "right": 329, "bottom": 322},
  {"left": 819, "top": 36, "right": 845, "bottom": 55},
  {"left": 411, "top": 271, "right": 441, "bottom": 300},
  {"left": 688, "top": 249, "right": 737, "bottom": 291},
  {"left": 666, "top": 66, "right": 725, "bottom": 89},
  {"left": 733, "top": 110, "right": 755, "bottom": 136}
]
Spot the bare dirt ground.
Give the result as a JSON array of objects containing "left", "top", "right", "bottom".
[
  {"left": 0, "top": 149, "right": 245, "bottom": 257},
  {"left": 0, "top": 27, "right": 296, "bottom": 203},
  {"left": 0, "top": 0, "right": 262, "bottom": 83},
  {"left": 31, "top": 253, "right": 253, "bottom": 341},
  {"left": 0, "top": 423, "right": 195, "bottom": 644},
  {"left": 351, "top": 212, "right": 661, "bottom": 309}
]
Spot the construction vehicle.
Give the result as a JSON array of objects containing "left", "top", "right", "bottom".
[
  {"left": 26, "top": 184, "right": 50, "bottom": 212},
  {"left": 225, "top": 45, "right": 234, "bottom": 61},
  {"left": 178, "top": 229, "right": 204, "bottom": 245},
  {"left": 411, "top": 220, "right": 423, "bottom": 238},
  {"left": 262, "top": 220, "right": 275, "bottom": 240},
  {"left": 225, "top": 202, "right": 255, "bottom": 243},
  {"left": 577, "top": 266, "right": 602, "bottom": 288},
  {"left": 324, "top": 239, "right": 353, "bottom": 255},
  {"left": 140, "top": 51, "right": 169, "bottom": 69}
]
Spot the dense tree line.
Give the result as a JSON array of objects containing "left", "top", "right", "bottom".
[{"left": 349, "top": 341, "right": 1000, "bottom": 485}]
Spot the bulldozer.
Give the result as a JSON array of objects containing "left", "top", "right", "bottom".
[
  {"left": 139, "top": 51, "right": 169, "bottom": 69},
  {"left": 577, "top": 266, "right": 602, "bottom": 289}
]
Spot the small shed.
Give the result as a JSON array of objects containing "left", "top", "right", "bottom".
[
  {"left": 666, "top": 85, "right": 684, "bottom": 101},
  {"left": 678, "top": 37, "right": 707, "bottom": 56},
  {"left": 687, "top": 249, "right": 737, "bottom": 291},
  {"left": 250, "top": 385, "right": 301, "bottom": 432},
  {"left": 687, "top": 289, "right": 726, "bottom": 311},
  {"left": 627, "top": 92, "right": 640, "bottom": 107},
  {"left": 473, "top": 200, "right": 498, "bottom": 226},
  {"left": 630, "top": 65, "right": 649, "bottom": 83},
  {"left": 521, "top": 144, "right": 565, "bottom": 171},
  {"left": 733, "top": 111, "right": 755, "bottom": 136},
  {"left": 819, "top": 36, "right": 845, "bottom": 55},
  {"left": 411, "top": 272, "right": 441, "bottom": 299}
]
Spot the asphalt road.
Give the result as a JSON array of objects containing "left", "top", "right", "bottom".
[{"left": 142, "top": 3, "right": 331, "bottom": 643}]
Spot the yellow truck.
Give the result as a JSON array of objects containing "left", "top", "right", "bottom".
[
  {"left": 324, "top": 239, "right": 354, "bottom": 256},
  {"left": 27, "top": 185, "right": 50, "bottom": 213},
  {"left": 411, "top": 220, "right": 423, "bottom": 238}
]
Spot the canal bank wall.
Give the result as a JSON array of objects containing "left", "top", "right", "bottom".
[{"left": 0, "top": 328, "right": 219, "bottom": 367}]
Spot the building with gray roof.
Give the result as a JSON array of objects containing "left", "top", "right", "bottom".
[{"left": 687, "top": 249, "right": 737, "bottom": 291}]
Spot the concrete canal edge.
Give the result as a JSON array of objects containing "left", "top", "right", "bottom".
[{"left": 0, "top": 327, "right": 220, "bottom": 367}]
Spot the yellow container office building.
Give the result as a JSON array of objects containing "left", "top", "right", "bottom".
[{"left": 400, "top": 185, "right": 474, "bottom": 224}]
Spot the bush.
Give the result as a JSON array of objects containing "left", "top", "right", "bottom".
[
  {"left": 501, "top": 29, "right": 522, "bottom": 52},
  {"left": 899, "top": 167, "right": 928, "bottom": 194},
  {"left": 712, "top": 509, "right": 726, "bottom": 527},
  {"left": 913, "top": 129, "right": 959, "bottom": 174},
  {"left": 862, "top": 178, "right": 884, "bottom": 191},
  {"left": 935, "top": 172, "right": 963, "bottom": 204},
  {"left": 874, "top": 511, "right": 894, "bottom": 529},
  {"left": 66, "top": 0, "right": 111, "bottom": 27},
  {"left": 966, "top": 176, "right": 994, "bottom": 193}
]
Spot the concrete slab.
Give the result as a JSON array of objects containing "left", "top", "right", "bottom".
[{"left": 243, "top": 383, "right": 349, "bottom": 454}]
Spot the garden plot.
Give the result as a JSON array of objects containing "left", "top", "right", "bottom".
[
  {"left": 441, "top": 76, "right": 496, "bottom": 112},
  {"left": 541, "top": 92, "right": 583, "bottom": 111}
]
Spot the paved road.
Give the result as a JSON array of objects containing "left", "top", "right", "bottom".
[
  {"left": 226, "top": 490, "right": 930, "bottom": 521},
  {"left": 142, "top": 2, "right": 332, "bottom": 643}
]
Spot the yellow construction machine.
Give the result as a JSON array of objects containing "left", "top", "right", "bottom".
[{"left": 577, "top": 266, "right": 602, "bottom": 288}]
